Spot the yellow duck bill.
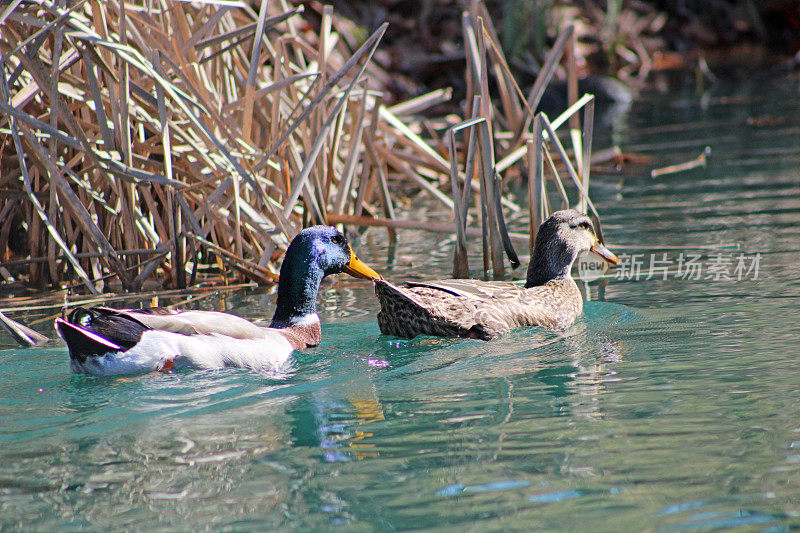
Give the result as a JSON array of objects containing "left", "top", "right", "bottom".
[
  {"left": 590, "top": 242, "right": 619, "bottom": 265},
  {"left": 343, "top": 245, "right": 382, "bottom": 280}
]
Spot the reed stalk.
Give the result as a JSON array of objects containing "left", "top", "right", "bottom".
[{"left": 0, "top": 0, "right": 608, "bottom": 295}]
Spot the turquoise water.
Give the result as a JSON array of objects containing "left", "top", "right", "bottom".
[{"left": 2, "top": 76, "right": 800, "bottom": 531}]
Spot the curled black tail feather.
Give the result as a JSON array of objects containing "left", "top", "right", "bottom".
[{"left": 58, "top": 308, "right": 151, "bottom": 361}]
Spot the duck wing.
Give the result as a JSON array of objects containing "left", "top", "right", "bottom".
[
  {"left": 375, "top": 278, "right": 582, "bottom": 340},
  {"left": 126, "top": 307, "right": 324, "bottom": 349},
  {"left": 375, "top": 279, "right": 527, "bottom": 340},
  {"left": 405, "top": 278, "right": 522, "bottom": 300},
  {"left": 116, "top": 307, "right": 268, "bottom": 339},
  {"left": 425, "top": 278, "right": 583, "bottom": 331},
  {"left": 58, "top": 307, "right": 270, "bottom": 351}
]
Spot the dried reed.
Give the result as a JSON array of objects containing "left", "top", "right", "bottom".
[
  {"left": 1, "top": 1, "right": 405, "bottom": 292},
  {"left": 0, "top": 0, "right": 609, "bottom": 295}
]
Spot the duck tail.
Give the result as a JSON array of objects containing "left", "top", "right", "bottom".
[
  {"left": 374, "top": 279, "right": 437, "bottom": 339},
  {"left": 374, "top": 279, "right": 426, "bottom": 308},
  {"left": 55, "top": 318, "right": 122, "bottom": 363},
  {"left": 54, "top": 308, "right": 150, "bottom": 363}
]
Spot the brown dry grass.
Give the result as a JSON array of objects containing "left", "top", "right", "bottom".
[{"left": 0, "top": 0, "right": 603, "bottom": 295}]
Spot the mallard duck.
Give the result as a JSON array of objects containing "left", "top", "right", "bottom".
[
  {"left": 374, "top": 210, "right": 618, "bottom": 340},
  {"left": 55, "top": 226, "right": 381, "bottom": 376}
]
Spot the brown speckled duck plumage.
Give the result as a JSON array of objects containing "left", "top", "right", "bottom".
[{"left": 375, "top": 210, "right": 619, "bottom": 340}]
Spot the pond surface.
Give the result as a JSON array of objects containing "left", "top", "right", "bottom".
[{"left": 3, "top": 76, "right": 800, "bottom": 531}]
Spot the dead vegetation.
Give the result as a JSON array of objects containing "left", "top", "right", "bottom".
[
  {"left": 1, "top": 0, "right": 609, "bottom": 296},
  {"left": 1, "top": 0, "right": 398, "bottom": 293}
]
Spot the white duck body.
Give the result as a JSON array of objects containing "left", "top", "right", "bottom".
[
  {"left": 55, "top": 226, "right": 380, "bottom": 376},
  {"left": 59, "top": 310, "right": 316, "bottom": 376},
  {"left": 67, "top": 328, "right": 297, "bottom": 376},
  {"left": 56, "top": 308, "right": 321, "bottom": 376}
]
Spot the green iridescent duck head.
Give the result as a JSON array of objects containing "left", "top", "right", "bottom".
[{"left": 270, "top": 226, "right": 380, "bottom": 328}]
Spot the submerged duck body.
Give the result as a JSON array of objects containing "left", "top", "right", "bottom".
[
  {"left": 56, "top": 226, "right": 380, "bottom": 376},
  {"left": 375, "top": 210, "right": 618, "bottom": 340}
]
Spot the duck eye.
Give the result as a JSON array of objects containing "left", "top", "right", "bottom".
[
  {"left": 579, "top": 221, "right": 594, "bottom": 233},
  {"left": 331, "top": 234, "right": 345, "bottom": 245}
]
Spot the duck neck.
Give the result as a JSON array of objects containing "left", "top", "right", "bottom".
[
  {"left": 270, "top": 258, "right": 324, "bottom": 329},
  {"left": 524, "top": 239, "right": 575, "bottom": 287}
]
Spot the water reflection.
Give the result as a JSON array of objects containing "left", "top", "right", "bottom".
[{"left": 3, "top": 77, "right": 800, "bottom": 530}]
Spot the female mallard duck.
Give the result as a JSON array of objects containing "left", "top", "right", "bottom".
[
  {"left": 55, "top": 226, "right": 381, "bottom": 376},
  {"left": 374, "top": 210, "right": 618, "bottom": 340}
]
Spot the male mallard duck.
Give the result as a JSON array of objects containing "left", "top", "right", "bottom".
[
  {"left": 55, "top": 226, "right": 381, "bottom": 376},
  {"left": 374, "top": 210, "right": 618, "bottom": 340}
]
